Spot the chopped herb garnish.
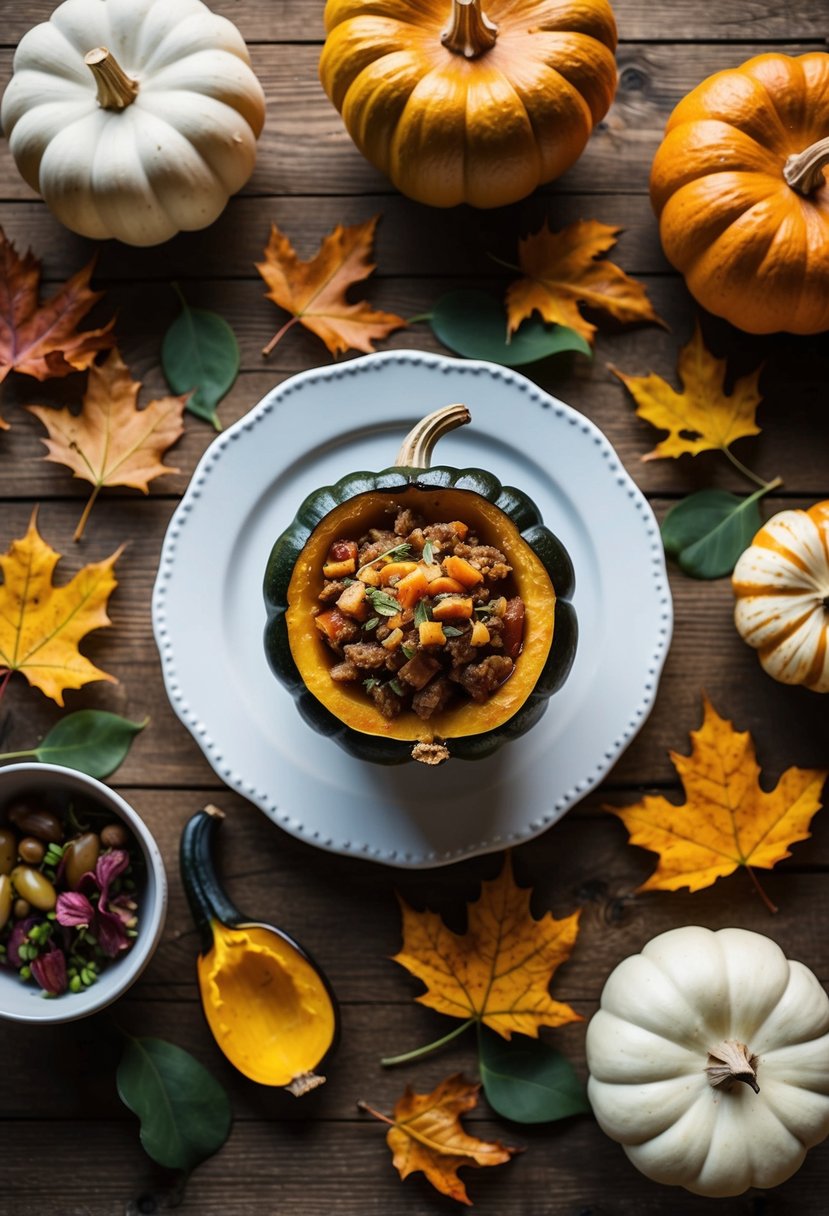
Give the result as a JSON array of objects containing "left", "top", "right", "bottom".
[
  {"left": 414, "top": 599, "right": 430, "bottom": 627},
  {"left": 475, "top": 602, "right": 498, "bottom": 615},
  {"left": 389, "top": 679, "right": 405, "bottom": 697},
  {"left": 421, "top": 540, "right": 435, "bottom": 565},
  {"left": 401, "top": 645, "right": 415, "bottom": 660},
  {"left": 363, "top": 677, "right": 380, "bottom": 692},
  {"left": 365, "top": 587, "right": 401, "bottom": 617},
  {"left": 356, "top": 542, "right": 411, "bottom": 576},
  {"left": 363, "top": 617, "right": 380, "bottom": 632},
  {"left": 442, "top": 626, "right": 466, "bottom": 637}
]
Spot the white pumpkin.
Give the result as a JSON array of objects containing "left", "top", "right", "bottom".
[
  {"left": 733, "top": 500, "right": 829, "bottom": 693},
  {"left": 1, "top": 0, "right": 266, "bottom": 246},
  {"left": 586, "top": 926, "right": 829, "bottom": 1197}
]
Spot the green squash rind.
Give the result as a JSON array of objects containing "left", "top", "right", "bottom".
[{"left": 263, "top": 465, "right": 577, "bottom": 764}]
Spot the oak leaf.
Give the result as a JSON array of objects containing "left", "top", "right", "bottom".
[
  {"left": 0, "top": 228, "right": 115, "bottom": 425},
  {"left": 28, "top": 348, "right": 186, "bottom": 541},
  {"left": 361, "top": 1075, "right": 520, "bottom": 1205},
  {"left": 612, "top": 325, "right": 763, "bottom": 461},
  {"left": 606, "top": 697, "right": 827, "bottom": 910},
  {"left": 393, "top": 854, "right": 581, "bottom": 1039},
  {"left": 505, "top": 219, "right": 664, "bottom": 345},
  {"left": 256, "top": 214, "right": 406, "bottom": 357},
  {"left": 0, "top": 512, "right": 123, "bottom": 705}
]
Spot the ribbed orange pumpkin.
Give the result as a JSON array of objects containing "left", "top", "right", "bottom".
[
  {"left": 651, "top": 53, "right": 829, "bottom": 335},
  {"left": 319, "top": 0, "right": 618, "bottom": 209}
]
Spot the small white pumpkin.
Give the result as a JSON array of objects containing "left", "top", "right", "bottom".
[
  {"left": 586, "top": 926, "right": 829, "bottom": 1197},
  {"left": 733, "top": 500, "right": 829, "bottom": 693},
  {"left": 1, "top": 0, "right": 266, "bottom": 246}
]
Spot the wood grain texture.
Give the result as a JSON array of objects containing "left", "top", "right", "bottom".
[{"left": 1, "top": 1, "right": 828, "bottom": 1213}]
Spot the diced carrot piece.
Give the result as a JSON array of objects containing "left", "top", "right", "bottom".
[
  {"left": 443, "top": 555, "right": 484, "bottom": 587},
  {"left": 432, "top": 595, "right": 474, "bottom": 621},
  {"left": 418, "top": 621, "right": 446, "bottom": 647},
  {"left": 315, "top": 607, "right": 350, "bottom": 641},
  {"left": 323, "top": 557, "right": 356, "bottom": 578},
  {"left": 470, "top": 621, "right": 491, "bottom": 647},
  {"left": 382, "top": 627, "right": 404, "bottom": 650},
  {"left": 358, "top": 566, "right": 382, "bottom": 587},
  {"left": 449, "top": 521, "right": 469, "bottom": 540},
  {"left": 396, "top": 568, "right": 430, "bottom": 608},
  {"left": 426, "top": 576, "right": 465, "bottom": 596},
  {"left": 336, "top": 582, "right": 368, "bottom": 619},
  {"left": 379, "top": 561, "right": 418, "bottom": 586},
  {"left": 387, "top": 611, "right": 405, "bottom": 630}
]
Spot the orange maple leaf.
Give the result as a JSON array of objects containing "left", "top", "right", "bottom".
[
  {"left": 256, "top": 214, "right": 406, "bottom": 358},
  {"left": 0, "top": 228, "right": 115, "bottom": 425},
  {"left": 606, "top": 697, "right": 827, "bottom": 912},
  {"left": 393, "top": 854, "right": 581, "bottom": 1040},
  {"left": 612, "top": 324, "right": 763, "bottom": 461},
  {"left": 28, "top": 348, "right": 186, "bottom": 542},
  {"left": 361, "top": 1075, "right": 521, "bottom": 1205},
  {"left": 0, "top": 512, "right": 123, "bottom": 705},
  {"left": 505, "top": 219, "right": 665, "bottom": 344}
]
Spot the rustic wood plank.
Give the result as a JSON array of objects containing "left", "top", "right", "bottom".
[
  {"left": 1, "top": 1, "right": 825, "bottom": 48},
  {"left": 0, "top": 42, "right": 822, "bottom": 201}
]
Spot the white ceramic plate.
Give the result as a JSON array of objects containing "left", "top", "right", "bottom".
[{"left": 152, "top": 350, "right": 672, "bottom": 867}]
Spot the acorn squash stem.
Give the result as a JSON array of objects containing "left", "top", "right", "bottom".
[
  {"left": 441, "top": 0, "right": 498, "bottom": 58},
  {"left": 783, "top": 135, "right": 829, "bottom": 195},
  {"left": 84, "top": 47, "right": 139, "bottom": 110},
  {"left": 394, "top": 404, "right": 471, "bottom": 469},
  {"left": 180, "top": 806, "right": 244, "bottom": 952}
]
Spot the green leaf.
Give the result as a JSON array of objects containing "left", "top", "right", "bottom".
[
  {"left": 429, "top": 290, "right": 591, "bottom": 367},
  {"left": 661, "top": 486, "right": 768, "bottom": 579},
  {"left": 0, "top": 711, "right": 147, "bottom": 779},
  {"left": 478, "top": 1026, "right": 589, "bottom": 1125},
  {"left": 161, "top": 287, "right": 239, "bottom": 430},
  {"left": 117, "top": 1037, "right": 232, "bottom": 1172}
]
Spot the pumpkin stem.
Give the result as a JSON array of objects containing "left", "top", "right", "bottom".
[
  {"left": 394, "top": 404, "right": 471, "bottom": 469},
  {"left": 441, "top": 0, "right": 498, "bottom": 58},
  {"left": 783, "top": 136, "right": 829, "bottom": 196},
  {"left": 706, "top": 1040, "right": 760, "bottom": 1094},
  {"left": 85, "top": 47, "right": 139, "bottom": 111}
]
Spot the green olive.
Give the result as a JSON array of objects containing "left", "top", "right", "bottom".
[
  {"left": 10, "top": 865, "right": 56, "bottom": 911},
  {"left": 7, "top": 803, "right": 62, "bottom": 844},
  {"left": 0, "top": 828, "right": 16, "bottom": 875},
  {"left": 64, "top": 832, "right": 100, "bottom": 890},
  {"left": 18, "top": 836, "right": 45, "bottom": 865},
  {"left": 101, "top": 823, "right": 129, "bottom": 849},
  {"left": 0, "top": 875, "right": 11, "bottom": 930},
  {"left": 13, "top": 898, "right": 30, "bottom": 919}
]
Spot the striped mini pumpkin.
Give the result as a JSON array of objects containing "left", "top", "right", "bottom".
[{"left": 733, "top": 501, "right": 829, "bottom": 692}]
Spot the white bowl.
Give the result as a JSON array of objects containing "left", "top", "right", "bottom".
[{"left": 0, "top": 763, "right": 167, "bottom": 1023}]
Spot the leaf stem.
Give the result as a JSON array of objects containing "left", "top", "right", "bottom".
[
  {"left": 0, "top": 748, "right": 37, "bottom": 763},
  {"left": 721, "top": 447, "right": 777, "bottom": 491},
  {"left": 356, "top": 1100, "right": 395, "bottom": 1126},
  {"left": 74, "top": 484, "right": 102, "bottom": 542},
  {"left": 381, "top": 1017, "right": 475, "bottom": 1067},
  {"left": 262, "top": 315, "right": 300, "bottom": 358},
  {"left": 406, "top": 312, "right": 434, "bottom": 324},
  {"left": 746, "top": 865, "right": 778, "bottom": 915},
  {"left": 487, "top": 251, "right": 523, "bottom": 275}
]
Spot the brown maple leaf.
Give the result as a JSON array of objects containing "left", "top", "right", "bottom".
[
  {"left": 0, "top": 228, "right": 115, "bottom": 426},
  {"left": 612, "top": 325, "right": 763, "bottom": 461},
  {"left": 392, "top": 854, "right": 581, "bottom": 1041},
  {"left": 605, "top": 696, "right": 827, "bottom": 913},
  {"left": 28, "top": 348, "right": 186, "bottom": 541},
  {"left": 505, "top": 219, "right": 665, "bottom": 344},
  {"left": 256, "top": 214, "right": 406, "bottom": 357},
  {"left": 360, "top": 1075, "right": 521, "bottom": 1205},
  {"left": 0, "top": 511, "right": 123, "bottom": 705}
]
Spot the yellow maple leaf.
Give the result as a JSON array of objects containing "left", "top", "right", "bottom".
[
  {"left": 27, "top": 348, "right": 186, "bottom": 542},
  {"left": 256, "top": 214, "right": 406, "bottom": 358},
  {"left": 606, "top": 697, "right": 827, "bottom": 911},
  {"left": 612, "top": 324, "right": 763, "bottom": 461},
  {"left": 361, "top": 1075, "right": 520, "bottom": 1206},
  {"left": 393, "top": 854, "right": 581, "bottom": 1039},
  {"left": 505, "top": 219, "right": 664, "bottom": 344},
  {"left": 0, "top": 512, "right": 123, "bottom": 705}
]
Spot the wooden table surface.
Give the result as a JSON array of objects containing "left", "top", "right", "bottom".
[{"left": 2, "top": 2, "right": 829, "bottom": 1213}]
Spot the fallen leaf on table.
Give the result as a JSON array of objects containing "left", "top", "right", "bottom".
[
  {"left": 428, "top": 289, "right": 592, "bottom": 367},
  {"left": 393, "top": 854, "right": 581, "bottom": 1040},
  {"left": 612, "top": 324, "right": 763, "bottom": 461},
  {"left": 0, "top": 228, "right": 115, "bottom": 424},
  {"left": 0, "top": 710, "right": 147, "bottom": 779},
  {"left": 256, "top": 214, "right": 406, "bottom": 357},
  {"left": 0, "top": 511, "right": 123, "bottom": 705},
  {"left": 505, "top": 219, "right": 664, "bottom": 345},
  {"left": 359, "top": 1075, "right": 521, "bottom": 1205},
  {"left": 161, "top": 285, "right": 239, "bottom": 430},
  {"left": 28, "top": 348, "right": 186, "bottom": 542},
  {"left": 605, "top": 696, "right": 827, "bottom": 912}
]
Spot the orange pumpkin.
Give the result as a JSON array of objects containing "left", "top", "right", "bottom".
[
  {"left": 319, "top": 0, "right": 618, "bottom": 209},
  {"left": 651, "top": 53, "right": 829, "bottom": 335}
]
